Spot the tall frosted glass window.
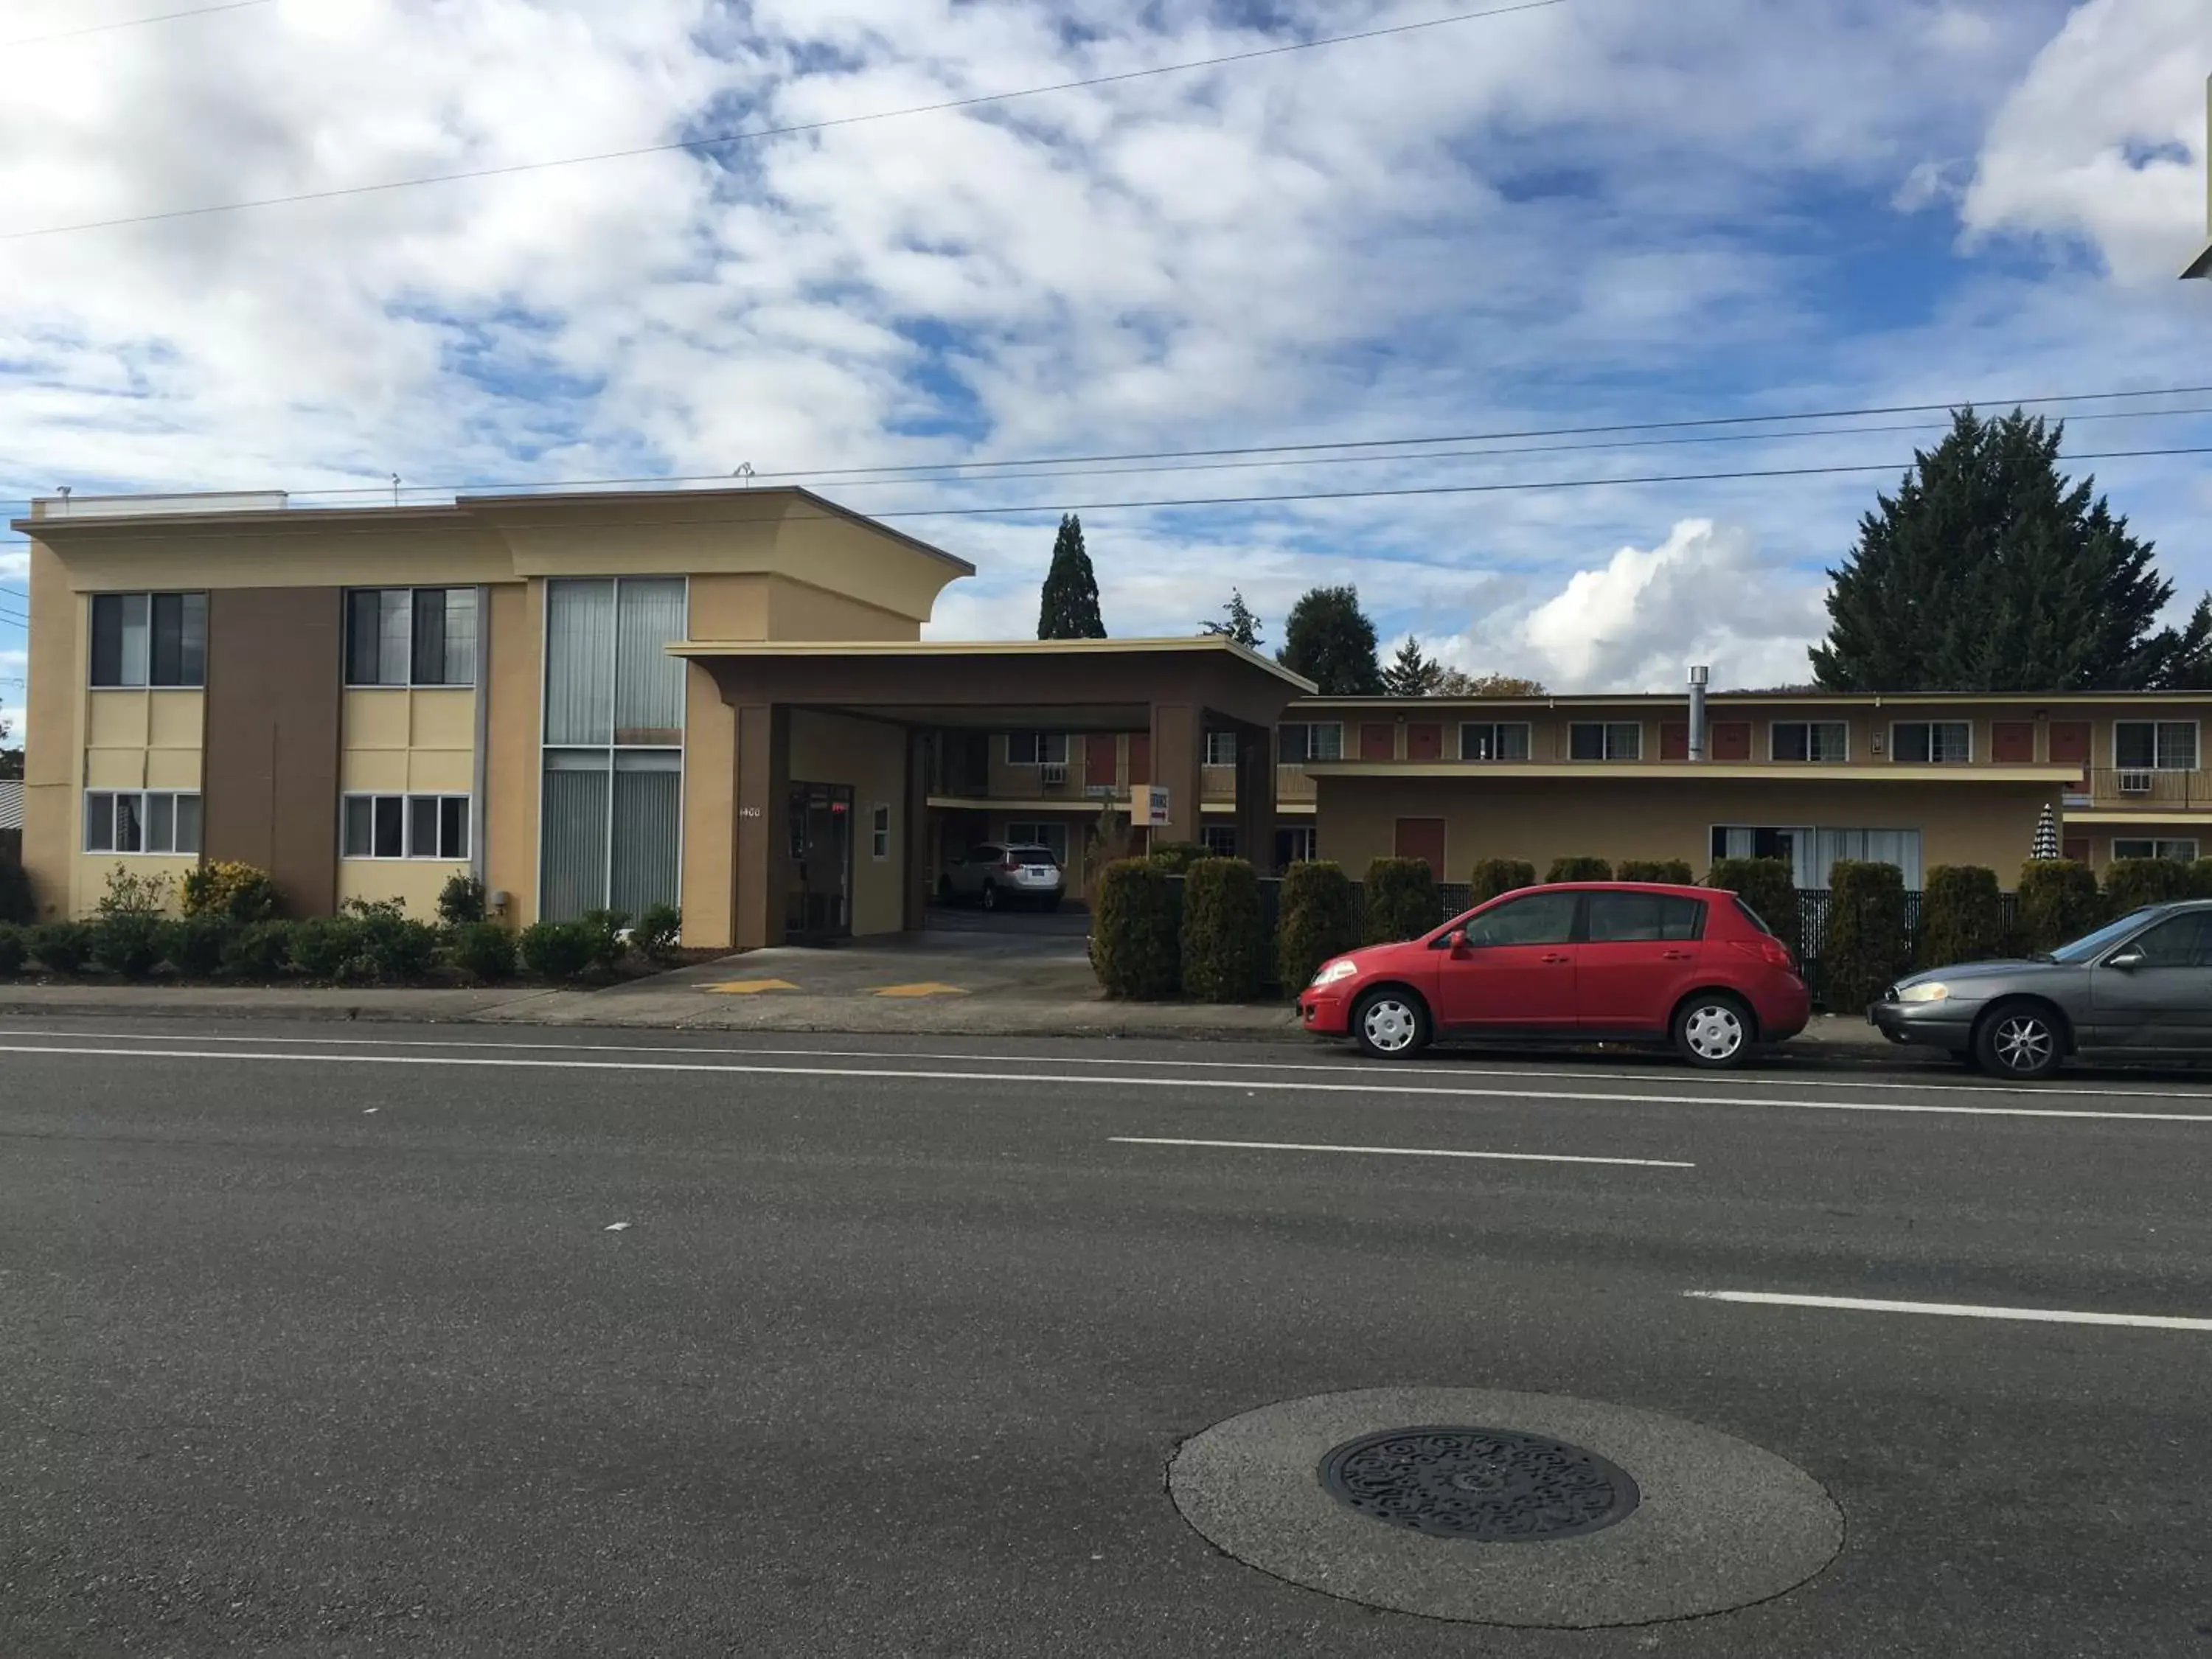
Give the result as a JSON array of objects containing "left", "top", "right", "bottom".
[
  {"left": 611, "top": 751, "right": 682, "bottom": 916},
  {"left": 545, "top": 580, "right": 616, "bottom": 745},
  {"left": 541, "top": 751, "right": 612, "bottom": 922}
]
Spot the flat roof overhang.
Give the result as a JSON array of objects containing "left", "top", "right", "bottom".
[
  {"left": 667, "top": 636, "right": 1317, "bottom": 729},
  {"left": 1302, "top": 762, "right": 2081, "bottom": 784}
]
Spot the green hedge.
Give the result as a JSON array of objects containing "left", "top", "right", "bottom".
[
  {"left": 162, "top": 915, "right": 234, "bottom": 978},
  {"left": 1918, "top": 865, "right": 2003, "bottom": 967},
  {"left": 225, "top": 919, "right": 296, "bottom": 979},
  {"left": 2104, "top": 857, "right": 2196, "bottom": 915},
  {"left": 1363, "top": 857, "right": 1439, "bottom": 944},
  {"left": 27, "top": 921, "right": 93, "bottom": 975},
  {"left": 181, "top": 861, "right": 282, "bottom": 922},
  {"left": 1703, "top": 858, "right": 1798, "bottom": 955},
  {"left": 1615, "top": 859, "right": 1694, "bottom": 883},
  {"left": 1546, "top": 856, "right": 1613, "bottom": 883},
  {"left": 448, "top": 920, "right": 516, "bottom": 983},
  {"left": 91, "top": 913, "right": 165, "bottom": 980},
  {"left": 581, "top": 908, "right": 630, "bottom": 971},
  {"left": 290, "top": 917, "right": 362, "bottom": 981},
  {"left": 437, "top": 873, "right": 487, "bottom": 925},
  {"left": 634, "top": 902, "right": 683, "bottom": 960},
  {"left": 0, "top": 925, "right": 24, "bottom": 976},
  {"left": 0, "top": 861, "right": 32, "bottom": 926},
  {"left": 519, "top": 921, "right": 596, "bottom": 982},
  {"left": 1467, "top": 858, "right": 1535, "bottom": 904},
  {"left": 1181, "top": 857, "right": 1265, "bottom": 1002},
  {"left": 1147, "top": 841, "right": 1208, "bottom": 875},
  {"left": 1823, "top": 860, "right": 1910, "bottom": 1009},
  {"left": 1091, "top": 858, "right": 1180, "bottom": 998},
  {"left": 2014, "top": 859, "right": 2102, "bottom": 954},
  {"left": 1277, "top": 860, "right": 1360, "bottom": 994}
]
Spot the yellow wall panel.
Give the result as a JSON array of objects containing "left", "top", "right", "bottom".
[
  {"left": 411, "top": 689, "right": 476, "bottom": 749},
  {"left": 87, "top": 692, "right": 150, "bottom": 748},
  {"left": 338, "top": 859, "right": 469, "bottom": 917},
  {"left": 343, "top": 689, "right": 412, "bottom": 748},
  {"left": 407, "top": 750, "right": 475, "bottom": 793},
  {"left": 342, "top": 751, "right": 411, "bottom": 793},
  {"left": 145, "top": 750, "right": 204, "bottom": 790},
  {"left": 83, "top": 749, "right": 147, "bottom": 788},
  {"left": 147, "top": 691, "right": 206, "bottom": 749}
]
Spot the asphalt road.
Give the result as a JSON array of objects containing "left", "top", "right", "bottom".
[{"left": 3, "top": 1019, "right": 2210, "bottom": 1658}]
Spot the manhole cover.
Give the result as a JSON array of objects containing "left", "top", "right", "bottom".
[{"left": 1318, "top": 1425, "right": 1640, "bottom": 1541}]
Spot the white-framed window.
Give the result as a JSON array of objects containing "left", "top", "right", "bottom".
[
  {"left": 540, "top": 577, "right": 686, "bottom": 921},
  {"left": 2113, "top": 838, "right": 2198, "bottom": 862},
  {"left": 1770, "top": 720, "right": 1849, "bottom": 762},
  {"left": 1277, "top": 723, "right": 1343, "bottom": 763},
  {"left": 1275, "top": 825, "right": 1318, "bottom": 866},
  {"left": 1203, "top": 731, "right": 1239, "bottom": 767},
  {"left": 2113, "top": 720, "right": 2198, "bottom": 772},
  {"left": 1458, "top": 721, "right": 1531, "bottom": 761},
  {"left": 341, "top": 793, "right": 470, "bottom": 860},
  {"left": 1200, "top": 825, "right": 1239, "bottom": 857},
  {"left": 1892, "top": 720, "right": 1972, "bottom": 764},
  {"left": 1004, "top": 820, "right": 1068, "bottom": 862},
  {"left": 1710, "top": 824, "right": 1922, "bottom": 888},
  {"left": 1005, "top": 732, "right": 1069, "bottom": 766},
  {"left": 90, "top": 592, "right": 206, "bottom": 688},
  {"left": 344, "top": 588, "right": 478, "bottom": 687},
  {"left": 1569, "top": 721, "right": 1642, "bottom": 761},
  {"left": 871, "top": 803, "right": 891, "bottom": 862},
  {"left": 83, "top": 789, "right": 201, "bottom": 855}
]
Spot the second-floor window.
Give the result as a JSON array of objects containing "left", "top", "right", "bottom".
[
  {"left": 1203, "top": 731, "right": 1239, "bottom": 766},
  {"left": 1770, "top": 720, "right": 1849, "bottom": 762},
  {"left": 1459, "top": 722, "right": 1531, "bottom": 761},
  {"left": 1893, "top": 720, "right": 1971, "bottom": 763},
  {"left": 2114, "top": 720, "right": 2197, "bottom": 772},
  {"left": 1006, "top": 733, "right": 1068, "bottom": 766},
  {"left": 1278, "top": 723, "right": 1343, "bottom": 764},
  {"left": 345, "top": 588, "right": 477, "bottom": 687},
  {"left": 1569, "top": 721, "right": 1641, "bottom": 761},
  {"left": 91, "top": 593, "right": 206, "bottom": 688}
]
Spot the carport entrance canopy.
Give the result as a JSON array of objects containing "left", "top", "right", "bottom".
[{"left": 669, "top": 636, "right": 1316, "bottom": 948}]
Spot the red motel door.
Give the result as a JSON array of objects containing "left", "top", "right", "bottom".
[
  {"left": 1394, "top": 817, "right": 1447, "bottom": 878},
  {"left": 1360, "top": 723, "right": 1395, "bottom": 760},
  {"left": 2049, "top": 722, "right": 2090, "bottom": 774},
  {"left": 1660, "top": 722, "right": 1688, "bottom": 761},
  {"left": 1085, "top": 733, "right": 1119, "bottom": 788},
  {"left": 1127, "top": 734, "right": 1151, "bottom": 787},
  {"left": 1992, "top": 721, "right": 2035, "bottom": 763},
  {"left": 1407, "top": 723, "right": 1443, "bottom": 761},
  {"left": 1710, "top": 722, "right": 1752, "bottom": 761}
]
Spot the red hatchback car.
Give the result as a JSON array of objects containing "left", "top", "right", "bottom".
[{"left": 1298, "top": 882, "right": 1809, "bottom": 1067}]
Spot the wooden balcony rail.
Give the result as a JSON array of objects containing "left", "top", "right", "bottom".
[{"left": 2075, "top": 768, "right": 2212, "bottom": 808}]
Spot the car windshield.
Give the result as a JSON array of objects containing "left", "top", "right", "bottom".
[{"left": 2045, "top": 908, "right": 2158, "bottom": 964}]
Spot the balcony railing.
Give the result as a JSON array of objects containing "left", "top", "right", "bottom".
[{"left": 2074, "top": 768, "right": 2212, "bottom": 809}]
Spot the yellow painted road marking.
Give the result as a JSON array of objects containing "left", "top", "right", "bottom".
[
  {"left": 702, "top": 978, "right": 800, "bottom": 995},
  {"left": 868, "top": 982, "right": 970, "bottom": 999}
]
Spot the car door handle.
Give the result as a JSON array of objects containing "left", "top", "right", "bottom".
[
  {"left": 1662, "top": 950, "right": 1694, "bottom": 960},
  {"left": 1540, "top": 953, "right": 1572, "bottom": 964}
]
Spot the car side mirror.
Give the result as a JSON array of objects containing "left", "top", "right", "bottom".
[
  {"left": 1447, "top": 929, "right": 1470, "bottom": 953},
  {"left": 2106, "top": 947, "right": 2145, "bottom": 971}
]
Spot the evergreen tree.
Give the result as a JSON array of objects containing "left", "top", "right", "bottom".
[
  {"left": 1380, "top": 635, "right": 1444, "bottom": 696},
  {"left": 1199, "top": 589, "right": 1263, "bottom": 648},
  {"left": 1439, "top": 670, "right": 1546, "bottom": 697},
  {"left": 1279, "top": 585, "right": 1382, "bottom": 695},
  {"left": 1811, "top": 408, "right": 2212, "bottom": 691},
  {"left": 1036, "top": 514, "right": 1106, "bottom": 639}
]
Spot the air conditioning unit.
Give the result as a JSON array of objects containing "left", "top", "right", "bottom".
[
  {"left": 1040, "top": 763, "right": 1068, "bottom": 787},
  {"left": 2118, "top": 770, "right": 2154, "bottom": 795}
]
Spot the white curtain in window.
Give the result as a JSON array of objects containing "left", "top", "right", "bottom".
[
  {"left": 119, "top": 594, "right": 150, "bottom": 687},
  {"left": 611, "top": 749, "right": 682, "bottom": 917},
  {"left": 377, "top": 589, "right": 411, "bottom": 685},
  {"left": 1806, "top": 829, "right": 1922, "bottom": 888},
  {"left": 613, "top": 579, "right": 686, "bottom": 742},
  {"left": 444, "top": 588, "right": 479, "bottom": 686},
  {"left": 546, "top": 580, "right": 616, "bottom": 745},
  {"left": 542, "top": 748, "right": 611, "bottom": 919}
]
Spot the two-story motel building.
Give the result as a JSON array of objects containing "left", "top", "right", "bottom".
[{"left": 16, "top": 487, "right": 2212, "bottom": 947}]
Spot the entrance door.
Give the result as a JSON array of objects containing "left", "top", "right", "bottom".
[
  {"left": 1394, "top": 817, "right": 1447, "bottom": 878},
  {"left": 1433, "top": 890, "right": 1582, "bottom": 1032},
  {"left": 787, "top": 782, "right": 855, "bottom": 940}
]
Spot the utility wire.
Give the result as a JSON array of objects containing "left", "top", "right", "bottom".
[
  {"left": 0, "top": 0, "right": 1564, "bottom": 240},
  {"left": 2, "top": 0, "right": 272, "bottom": 49}
]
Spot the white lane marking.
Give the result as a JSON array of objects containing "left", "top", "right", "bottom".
[
  {"left": 1685, "top": 1290, "right": 2212, "bottom": 1332},
  {"left": 8, "top": 1026, "right": 2212, "bottom": 1105},
  {"left": 4, "top": 1042, "right": 2212, "bottom": 1124},
  {"left": 1112, "top": 1137, "right": 1692, "bottom": 1168},
  {"left": 604, "top": 1221, "right": 632, "bottom": 1232}
]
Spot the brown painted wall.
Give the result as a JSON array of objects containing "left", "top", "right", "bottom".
[
  {"left": 483, "top": 581, "right": 540, "bottom": 925},
  {"left": 202, "top": 588, "right": 343, "bottom": 915}
]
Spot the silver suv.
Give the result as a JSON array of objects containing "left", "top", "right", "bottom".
[{"left": 939, "top": 842, "right": 1065, "bottom": 911}]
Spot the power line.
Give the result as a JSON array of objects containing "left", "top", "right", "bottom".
[
  {"left": 2, "top": 0, "right": 271, "bottom": 49},
  {"left": 0, "top": 0, "right": 1564, "bottom": 241},
  {"left": 6, "top": 442, "right": 2208, "bottom": 547}
]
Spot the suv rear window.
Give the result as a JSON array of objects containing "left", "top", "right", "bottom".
[{"left": 1006, "top": 845, "right": 1059, "bottom": 866}]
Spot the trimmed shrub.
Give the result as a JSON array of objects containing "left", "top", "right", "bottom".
[
  {"left": 1823, "top": 860, "right": 1910, "bottom": 1010},
  {"left": 437, "top": 873, "right": 487, "bottom": 926},
  {"left": 1180, "top": 857, "right": 1265, "bottom": 1002},
  {"left": 1363, "top": 857, "right": 1439, "bottom": 945},
  {"left": 1467, "top": 858, "right": 1536, "bottom": 905},
  {"left": 1277, "top": 860, "right": 1360, "bottom": 993},
  {"left": 2104, "top": 857, "right": 2195, "bottom": 916},
  {"left": 2191, "top": 860, "right": 2212, "bottom": 901},
  {"left": 0, "top": 861, "right": 32, "bottom": 926},
  {"left": 519, "top": 920, "right": 596, "bottom": 982},
  {"left": 1918, "top": 865, "right": 2003, "bottom": 967},
  {"left": 0, "top": 925, "right": 25, "bottom": 977},
  {"left": 161, "top": 914, "right": 234, "bottom": 979},
  {"left": 580, "top": 908, "right": 630, "bottom": 972},
  {"left": 28, "top": 921, "right": 94, "bottom": 975},
  {"left": 357, "top": 913, "right": 439, "bottom": 981},
  {"left": 1703, "top": 857, "right": 1799, "bottom": 956},
  {"left": 1147, "top": 841, "right": 1208, "bottom": 875},
  {"left": 224, "top": 919, "right": 296, "bottom": 979},
  {"left": 2015, "top": 859, "right": 2102, "bottom": 954},
  {"left": 91, "top": 913, "right": 165, "bottom": 979},
  {"left": 1545, "top": 856, "right": 1613, "bottom": 883},
  {"left": 448, "top": 920, "right": 516, "bottom": 984},
  {"left": 1616, "top": 859, "right": 1694, "bottom": 884},
  {"left": 289, "top": 917, "right": 364, "bottom": 981},
  {"left": 1089, "top": 858, "right": 1180, "bottom": 999},
  {"left": 633, "top": 902, "right": 682, "bottom": 961},
  {"left": 181, "top": 861, "right": 283, "bottom": 922}
]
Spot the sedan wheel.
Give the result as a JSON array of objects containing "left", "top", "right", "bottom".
[
  {"left": 980, "top": 883, "right": 998, "bottom": 912},
  {"left": 1976, "top": 1006, "right": 2062, "bottom": 1079},
  {"left": 1674, "top": 995, "right": 1751, "bottom": 1069},
  {"left": 1354, "top": 991, "right": 1430, "bottom": 1060}
]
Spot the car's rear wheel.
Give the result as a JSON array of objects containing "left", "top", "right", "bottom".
[
  {"left": 1673, "top": 992, "right": 1753, "bottom": 1069},
  {"left": 1353, "top": 989, "right": 1430, "bottom": 1060},
  {"left": 980, "top": 883, "right": 998, "bottom": 912},
  {"left": 1975, "top": 1001, "right": 2063, "bottom": 1080}
]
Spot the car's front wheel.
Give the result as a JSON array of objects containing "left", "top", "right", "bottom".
[
  {"left": 1353, "top": 989, "right": 1430, "bottom": 1060},
  {"left": 1673, "top": 992, "right": 1753, "bottom": 1069},
  {"left": 1975, "top": 1001, "right": 2064, "bottom": 1079}
]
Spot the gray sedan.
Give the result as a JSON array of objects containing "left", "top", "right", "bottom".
[{"left": 1868, "top": 900, "right": 2212, "bottom": 1078}]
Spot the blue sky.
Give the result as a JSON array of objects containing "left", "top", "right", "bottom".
[{"left": 1, "top": 0, "right": 2209, "bottom": 738}]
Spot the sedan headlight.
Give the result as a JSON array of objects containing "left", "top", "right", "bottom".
[
  {"left": 1311, "top": 958, "right": 1359, "bottom": 988},
  {"left": 1898, "top": 982, "right": 1950, "bottom": 1004}
]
